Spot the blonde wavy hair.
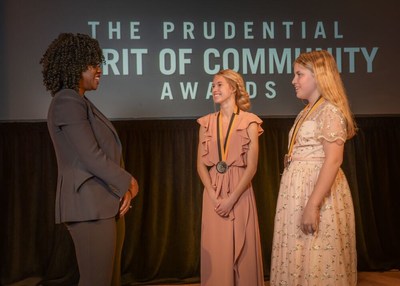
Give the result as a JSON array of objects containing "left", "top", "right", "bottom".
[
  {"left": 215, "top": 69, "right": 251, "bottom": 111},
  {"left": 295, "top": 50, "right": 357, "bottom": 139}
]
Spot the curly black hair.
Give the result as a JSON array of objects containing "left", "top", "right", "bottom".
[{"left": 40, "top": 33, "right": 105, "bottom": 96}]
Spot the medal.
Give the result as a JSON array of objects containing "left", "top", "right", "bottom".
[
  {"left": 216, "top": 161, "right": 228, "bottom": 173},
  {"left": 284, "top": 96, "right": 325, "bottom": 170},
  {"left": 216, "top": 108, "right": 239, "bottom": 174}
]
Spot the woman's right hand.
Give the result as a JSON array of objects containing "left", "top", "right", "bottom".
[{"left": 129, "top": 177, "right": 139, "bottom": 199}]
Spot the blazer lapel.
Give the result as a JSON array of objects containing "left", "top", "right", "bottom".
[{"left": 83, "top": 96, "right": 122, "bottom": 149}]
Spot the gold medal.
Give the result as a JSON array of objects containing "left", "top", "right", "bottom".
[{"left": 284, "top": 97, "right": 325, "bottom": 170}]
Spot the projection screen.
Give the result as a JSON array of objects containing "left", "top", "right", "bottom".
[{"left": 1, "top": 0, "right": 398, "bottom": 120}]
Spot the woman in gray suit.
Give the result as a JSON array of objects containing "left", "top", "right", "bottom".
[{"left": 40, "top": 33, "right": 139, "bottom": 286}]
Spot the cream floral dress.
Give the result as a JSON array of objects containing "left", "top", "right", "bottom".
[{"left": 270, "top": 101, "right": 357, "bottom": 286}]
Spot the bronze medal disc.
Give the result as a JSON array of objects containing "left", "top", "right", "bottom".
[{"left": 216, "top": 161, "right": 228, "bottom": 173}]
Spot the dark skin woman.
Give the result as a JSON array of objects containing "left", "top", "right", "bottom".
[{"left": 40, "top": 33, "right": 138, "bottom": 286}]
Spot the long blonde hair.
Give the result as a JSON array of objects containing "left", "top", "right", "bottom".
[
  {"left": 215, "top": 69, "right": 251, "bottom": 111},
  {"left": 295, "top": 50, "right": 357, "bottom": 139}
]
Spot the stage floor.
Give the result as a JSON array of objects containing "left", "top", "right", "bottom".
[
  {"left": 6, "top": 270, "right": 400, "bottom": 286},
  {"left": 147, "top": 270, "right": 400, "bottom": 286}
]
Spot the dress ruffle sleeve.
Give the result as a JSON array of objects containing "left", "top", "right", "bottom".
[
  {"left": 197, "top": 113, "right": 216, "bottom": 166},
  {"left": 236, "top": 112, "right": 264, "bottom": 136},
  {"left": 315, "top": 103, "right": 347, "bottom": 143},
  {"left": 234, "top": 112, "right": 264, "bottom": 166}
]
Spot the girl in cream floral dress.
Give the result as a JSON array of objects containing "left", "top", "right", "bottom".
[{"left": 270, "top": 50, "right": 357, "bottom": 286}]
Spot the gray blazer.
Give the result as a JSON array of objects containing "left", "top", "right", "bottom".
[{"left": 47, "top": 89, "right": 132, "bottom": 223}]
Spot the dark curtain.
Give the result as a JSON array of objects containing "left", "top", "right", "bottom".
[{"left": 1, "top": 117, "right": 399, "bottom": 285}]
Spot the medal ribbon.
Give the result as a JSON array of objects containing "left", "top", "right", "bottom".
[
  {"left": 217, "top": 108, "right": 239, "bottom": 163},
  {"left": 287, "top": 96, "right": 325, "bottom": 157}
]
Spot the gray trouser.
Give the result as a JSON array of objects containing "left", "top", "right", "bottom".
[{"left": 66, "top": 217, "right": 116, "bottom": 286}]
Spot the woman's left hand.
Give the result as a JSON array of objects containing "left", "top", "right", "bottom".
[
  {"left": 214, "top": 197, "right": 235, "bottom": 217},
  {"left": 301, "top": 203, "right": 320, "bottom": 235},
  {"left": 119, "top": 191, "right": 133, "bottom": 217}
]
